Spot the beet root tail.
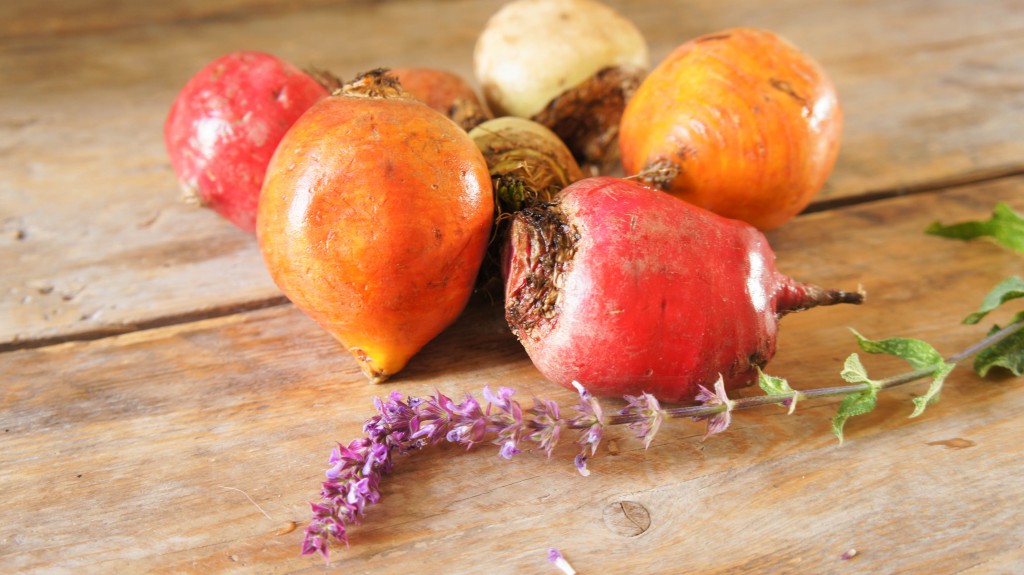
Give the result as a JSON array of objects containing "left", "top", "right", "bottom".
[{"left": 776, "top": 281, "right": 866, "bottom": 316}]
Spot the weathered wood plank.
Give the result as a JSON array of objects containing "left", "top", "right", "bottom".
[
  {"left": 3, "top": 0, "right": 1023, "bottom": 350},
  {"left": 2, "top": 183, "right": 1021, "bottom": 573},
  {"left": 0, "top": 0, "right": 368, "bottom": 39}
]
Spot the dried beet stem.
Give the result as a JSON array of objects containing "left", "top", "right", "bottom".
[
  {"left": 531, "top": 65, "right": 646, "bottom": 173},
  {"left": 630, "top": 157, "right": 682, "bottom": 191},
  {"left": 342, "top": 68, "right": 411, "bottom": 99},
  {"left": 350, "top": 347, "right": 391, "bottom": 385},
  {"left": 503, "top": 206, "right": 578, "bottom": 334}
]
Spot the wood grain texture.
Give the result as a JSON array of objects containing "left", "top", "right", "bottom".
[
  {"left": 0, "top": 0, "right": 383, "bottom": 39},
  {"left": 2, "top": 183, "right": 1022, "bottom": 574},
  {"left": 3, "top": 0, "right": 1024, "bottom": 347}
]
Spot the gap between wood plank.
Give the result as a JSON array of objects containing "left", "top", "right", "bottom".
[
  {"left": 0, "top": 295, "right": 289, "bottom": 353},
  {"left": 4, "top": 165, "right": 1023, "bottom": 354},
  {"left": 803, "top": 165, "right": 1024, "bottom": 214}
]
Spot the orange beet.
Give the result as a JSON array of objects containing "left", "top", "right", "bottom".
[
  {"left": 389, "top": 67, "right": 491, "bottom": 130},
  {"left": 619, "top": 28, "right": 843, "bottom": 231},
  {"left": 257, "top": 72, "right": 493, "bottom": 383}
]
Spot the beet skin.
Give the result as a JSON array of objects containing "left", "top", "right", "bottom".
[
  {"left": 503, "top": 176, "right": 862, "bottom": 403},
  {"left": 165, "top": 51, "right": 330, "bottom": 233}
]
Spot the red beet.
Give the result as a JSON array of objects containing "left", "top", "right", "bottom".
[
  {"left": 503, "top": 176, "right": 863, "bottom": 403},
  {"left": 164, "top": 51, "right": 331, "bottom": 233}
]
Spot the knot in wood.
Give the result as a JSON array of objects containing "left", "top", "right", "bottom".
[{"left": 603, "top": 500, "right": 651, "bottom": 537}]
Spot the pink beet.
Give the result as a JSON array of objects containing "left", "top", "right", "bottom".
[
  {"left": 164, "top": 51, "right": 332, "bottom": 234},
  {"left": 503, "top": 176, "right": 863, "bottom": 403}
]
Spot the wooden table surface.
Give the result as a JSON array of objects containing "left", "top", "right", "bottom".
[{"left": 3, "top": 1, "right": 1023, "bottom": 573}]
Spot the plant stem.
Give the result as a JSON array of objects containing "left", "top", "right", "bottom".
[
  {"left": 606, "top": 318, "right": 1024, "bottom": 426},
  {"left": 947, "top": 318, "right": 1022, "bottom": 363}
]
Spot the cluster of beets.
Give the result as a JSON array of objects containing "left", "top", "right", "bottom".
[{"left": 164, "top": 0, "right": 858, "bottom": 406}]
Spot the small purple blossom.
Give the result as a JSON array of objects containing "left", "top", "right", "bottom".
[
  {"left": 569, "top": 382, "right": 605, "bottom": 476},
  {"left": 548, "top": 547, "right": 577, "bottom": 574},
  {"left": 572, "top": 453, "right": 590, "bottom": 476},
  {"left": 409, "top": 390, "right": 455, "bottom": 446},
  {"left": 498, "top": 440, "right": 521, "bottom": 459},
  {"left": 482, "top": 385, "right": 516, "bottom": 411},
  {"left": 527, "top": 397, "right": 563, "bottom": 458},
  {"left": 446, "top": 392, "right": 489, "bottom": 448},
  {"left": 345, "top": 476, "right": 382, "bottom": 517},
  {"left": 484, "top": 386, "right": 525, "bottom": 460},
  {"left": 364, "top": 391, "right": 416, "bottom": 450},
  {"left": 693, "top": 375, "right": 734, "bottom": 440},
  {"left": 325, "top": 438, "right": 387, "bottom": 480},
  {"left": 620, "top": 392, "right": 665, "bottom": 449},
  {"left": 303, "top": 500, "right": 350, "bottom": 560}
]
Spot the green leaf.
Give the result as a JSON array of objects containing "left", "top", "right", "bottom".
[
  {"left": 963, "top": 276, "right": 1024, "bottom": 325},
  {"left": 757, "top": 368, "right": 793, "bottom": 395},
  {"left": 757, "top": 368, "right": 799, "bottom": 414},
  {"left": 850, "top": 330, "right": 954, "bottom": 416},
  {"left": 833, "top": 354, "right": 882, "bottom": 444},
  {"left": 974, "top": 312, "right": 1024, "bottom": 377},
  {"left": 850, "top": 329, "right": 944, "bottom": 370},
  {"left": 925, "top": 202, "right": 1024, "bottom": 254},
  {"left": 910, "top": 362, "right": 956, "bottom": 418},
  {"left": 832, "top": 388, "right": 878, "bottom": 444},
  {"left": 840, "top": 353, "right": 880, "bottom": 387}
]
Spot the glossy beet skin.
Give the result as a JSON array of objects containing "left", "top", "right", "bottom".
[
  {"left": 165, "top": 51, "right": 330, "bottom": 233},
  {"left": 619, "top": 28, "right": 842, "bottom": 231},
  {"left": 503, "top": 177, "right": 862, "bottom": 403},
  {"left": 257, "top": 76, "right": 493, "bottom": 383}
]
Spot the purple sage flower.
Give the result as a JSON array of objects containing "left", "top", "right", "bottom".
[
  {"left": 621, "top": 392, "right": 665, "bottom": 449},
  {"left": 569, "top": 382, "right": 604, "bottom": 476},
  {"left": 409, "top": 390, "right": 455, "bottom": 447},
  {"left": 527, "top": 397, "right": 563, "bottom": 458},
  {"left": 303, "top": 501, "right": 349, "bottom": 560},
  {"left": 548, "top": 547, "right": 577, "bottom": 574},
  {"left": 483, "top": 386, "right": 525, "bottom": 460},
  {"left": 325, "top": 437, "right": 392, "bottom": 481},
  {"left": 693, "top": 375, "right": 734, "bottom": 440},
  {"left": 344, "top": 475, "right": 382, "bottom": 518},
  {"left": 305, "top": 382, "right": 612, "bottom": 562},
  {"left": 446, "top": 392, "right": 489, "bottom": 448},
  {"left": 364, "top": 391, "right": 416, "bottom": 451},
  {"left": 302, "top": 391, "right": 418, "bottom": 562}
]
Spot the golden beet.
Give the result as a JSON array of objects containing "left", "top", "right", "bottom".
[
  {"left": 257, "top": 72, "right": 493, "bottom": 383},
  {"left": 619, "top": 28, "right": 843, "bottom": 231}
]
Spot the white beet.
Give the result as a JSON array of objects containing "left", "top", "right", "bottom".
[{"left": 473, "top": 0, "right": 649, "bottom": 119}]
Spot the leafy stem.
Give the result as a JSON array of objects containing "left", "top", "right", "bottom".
[
  {"left": 603, "top": 316, "right": 1024, "bottom": 427},
  {"left": 304, "top": 299, "right": 1023, "bottom": 563},
  {"left": 948, "top": 317, "right": 1024, "bottom": 362}
]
